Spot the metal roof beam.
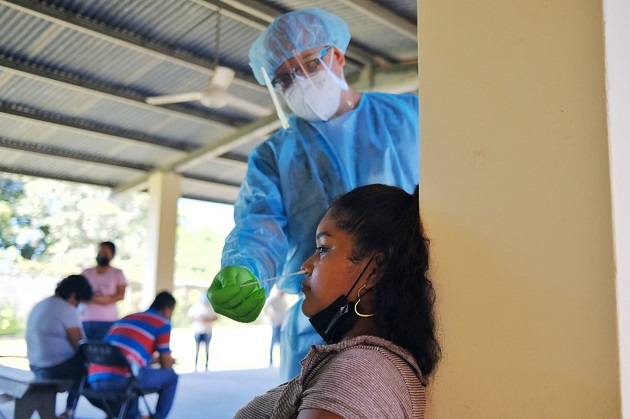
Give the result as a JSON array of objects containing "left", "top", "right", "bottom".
[
  {"left": 0, "top": 136, "right": 153, "bottom": 171},
  {"left": 0, "top": 101, "right": 192, "bottom": 152},
  {"left": 190, "top": 0, "right": 268, "bottom": 31},
  {"left": 217, "top": 0, "right": 393, "bottom": 66},
  {"left": 348, "top": 62, "right": 419, "bottom": 93},
  {"left": 218, "top": 151, "right": 248, "bottom": 163},
  {"left": 114, "top": 114, "right": 280, "bottom": 195},
  {"left": 0, "top": 140, "right": 243, "bottom": 191},
  {"left": 206, "top": 0, "right": 281, "bottom": 26},
  {"left": 0, "top": 161, "right": 240, "bottom": 204},
  {"left": 183, "top": 172, "right": 242, "bottom": 188},
  {"left": 213, "top": 156, "right": 248, "bottom": 168},
  {"left": 0, "top": 58, "right": 247, "bottom": 128},
  {"left": 2, "top": 0, "right": 264, "bottom": 92},
  {"left": 166, "top": 114, "right": 280, "bottom": 173},
  {"left": 0, "top": 164, "right": 116, "bottom": 188},
  {"left": 336, "top": 0, "right": 417, "bottom": 41},
  {"left": 0, "top": 162, "right": 240, "bottom": 204},
  {"left": 181, "top": 177, "right": 241, "bottom": 204}
]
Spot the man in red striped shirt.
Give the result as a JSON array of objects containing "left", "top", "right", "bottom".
[{"left": 88, "top": 291, "right": 178, "bottom": 419}]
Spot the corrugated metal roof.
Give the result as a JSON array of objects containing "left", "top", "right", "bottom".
[
  {"left": 374, "top": 0, "right": 417, "bottom": 21},
  {"left": 0, "top": 113, "right": 187, "bottom": 167},
  {"left": 181, "top": 158, "right": 247, "bottom": 186},
  {"left": 0, "top": 0, "right": 418, "bottom": 203},
  {"left": 180, "top": 177, "right": 240, "bottom": 204},
  {"left": 264, "top": 0, "right": 417, "bottom": 60},
  {"left": 0, "top": 70, "right": 234, "bottom": 147},
  {"left": 0, "top": 148, "right": 143, "bottom": 185}
]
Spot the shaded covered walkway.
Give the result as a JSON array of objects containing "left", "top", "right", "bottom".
[
  {"left": 0, "top": 324, "right": 284, "bottom": 418},
  {"left": 0, "top": 367, "right": 282, "bottom": 419}
]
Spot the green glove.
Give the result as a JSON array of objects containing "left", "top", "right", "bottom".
[{"left": 207, "top": 266, "right": 265, "bottom": 323}]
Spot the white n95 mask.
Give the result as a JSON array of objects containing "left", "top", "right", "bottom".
[{"left": 283, "top": 70, "right": 342, "bottom": 122}]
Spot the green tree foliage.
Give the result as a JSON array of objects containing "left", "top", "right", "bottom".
[
  {"left": 0, "top": 176, "right": 51, "bottom": 259},
  {"left": 0, "top": 301, "right": 23, "bottom": 335},
  {"left": 0, "top": 174, "right": 149, "bottom": 279},
  {"left": 1, "top": 174, "right": 230, "bottom": 281},
  {"left": 175, "top": 224, "right": 225, "bottom": 281}
]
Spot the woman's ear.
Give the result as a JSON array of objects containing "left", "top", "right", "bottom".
[{"left": 368, "top": 253, "right": 385, "bottom": 284}]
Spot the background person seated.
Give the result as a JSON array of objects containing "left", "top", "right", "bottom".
[
  {"left": 88, "top": 291, "right": 178, "bottom": 419},
  {"left": 26, "top": 274, "right": 93, "bottom": 419}
]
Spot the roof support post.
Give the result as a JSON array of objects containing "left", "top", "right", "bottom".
[{"left": 143, "top": 171, "right": 181, "bottom": 307}]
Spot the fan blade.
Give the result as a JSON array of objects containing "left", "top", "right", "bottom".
[
  {"left": 226, "top": 95, "right": 273, "bottom": 117},
  {"left": 146, "top": 91, "right": 204, "bottom": 105},
  {"left": 210, "top": 66, "right": 235, "bottom": 89},
  {"left": 199, "top": 87, "right": 230, "bottom": 108}
]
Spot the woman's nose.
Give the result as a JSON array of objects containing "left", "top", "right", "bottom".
[
  {"left": 300, "top": 262, "right": 309, "bottom": 275},
  {"left": 301, "top": 254, "right": 315, "bottom": 274}
]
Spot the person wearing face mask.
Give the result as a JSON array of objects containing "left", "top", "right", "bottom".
[
  {"left": 208, "top": 8, "right": 420, "bottom": 381},
  {"left": 80, "top": 241, "right": 128, "bottom": 340},
  {"left": 234, "top": 184, "right": 440, "bottom": 418}
]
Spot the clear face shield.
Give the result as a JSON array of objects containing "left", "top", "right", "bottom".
[{"left": 260, "top": 46, "right": 349, "bottom": 127}]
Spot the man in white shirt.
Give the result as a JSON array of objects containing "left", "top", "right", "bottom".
[
  {"left": 187, "top": 295, "right": 218, "bottom": 371},
  {"left": 26, "top": 274, "right": 93, "bottom": 419},
  {"left": 265, "top": 288, "right": 288, "bottom": 366}
]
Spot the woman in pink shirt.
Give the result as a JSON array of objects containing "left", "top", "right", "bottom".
[{"left": 80, "top": 241, "right": 127, "bottom": 340}]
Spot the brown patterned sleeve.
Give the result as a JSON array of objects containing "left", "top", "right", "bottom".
[{"left": 299, "top": 346, "right": 424, "bottom": 419}]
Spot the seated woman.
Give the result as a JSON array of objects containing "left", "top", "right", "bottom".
[
  {"left": 25, "top": 274, "right": 93, "bottom": 419},
  {"left": 234, "top": 184, "right": 440, "bottom": 418}
]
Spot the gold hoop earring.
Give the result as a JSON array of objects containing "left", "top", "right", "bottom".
[{"left": 355, "top": 284, "right": 376, "bottom": 318}]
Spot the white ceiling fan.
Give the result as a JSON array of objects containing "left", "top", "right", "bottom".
[{"left": 145, "top": 9, "right": 270, "bottom": 117}]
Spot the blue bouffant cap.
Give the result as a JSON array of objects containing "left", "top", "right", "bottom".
[{"left": 249, "top": 8, "right": 351, "bottom": 86}]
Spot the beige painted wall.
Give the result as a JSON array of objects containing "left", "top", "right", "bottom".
[{"left": 417, "top": 1, "right": 620, "bottom": 417}]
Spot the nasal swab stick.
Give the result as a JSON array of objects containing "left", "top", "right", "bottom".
[{"left": 239, "top": 270, "right": 306, "bottom": 287}]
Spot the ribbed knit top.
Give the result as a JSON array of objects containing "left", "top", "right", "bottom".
[{"left": 235, "top": 335, "right": 426, "bottom": 418}]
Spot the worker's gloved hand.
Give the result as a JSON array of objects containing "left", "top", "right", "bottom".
[{"left": 207, "top": 266, "right": 265, "bottom": 323}]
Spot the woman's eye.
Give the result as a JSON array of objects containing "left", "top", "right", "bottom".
[{"left": 315, "top": 246, "right": 328, "bottom": 254}]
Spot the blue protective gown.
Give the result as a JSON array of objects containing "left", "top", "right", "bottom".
[{"left": 221, "top": 92, "right": 419, "bottom": 380}]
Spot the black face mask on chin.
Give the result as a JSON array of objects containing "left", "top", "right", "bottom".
[
  {"left": 308, "top": 256, "right": 374, "bottom": 344},
  {"left": 96, "top": 256, "right": 110, "bottom": 267}
]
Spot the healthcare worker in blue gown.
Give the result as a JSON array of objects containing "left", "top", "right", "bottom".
[{"left": 207, "top": 8, "right": 419, "bottom": 381}]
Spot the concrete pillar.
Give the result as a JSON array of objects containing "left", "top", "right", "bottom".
[
  {"left": 417, "top": 0, "right": 621, "bottom": 417},
  {"left": 143, "top": 171, "right": 181, "bottom": 307}
]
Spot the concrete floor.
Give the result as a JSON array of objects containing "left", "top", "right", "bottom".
[
  {"left": 0, "top": 366, "right": 282, "bottom": 419},
  {"left": 1, "top": 324, "right": 285, "bottom": 418}
]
